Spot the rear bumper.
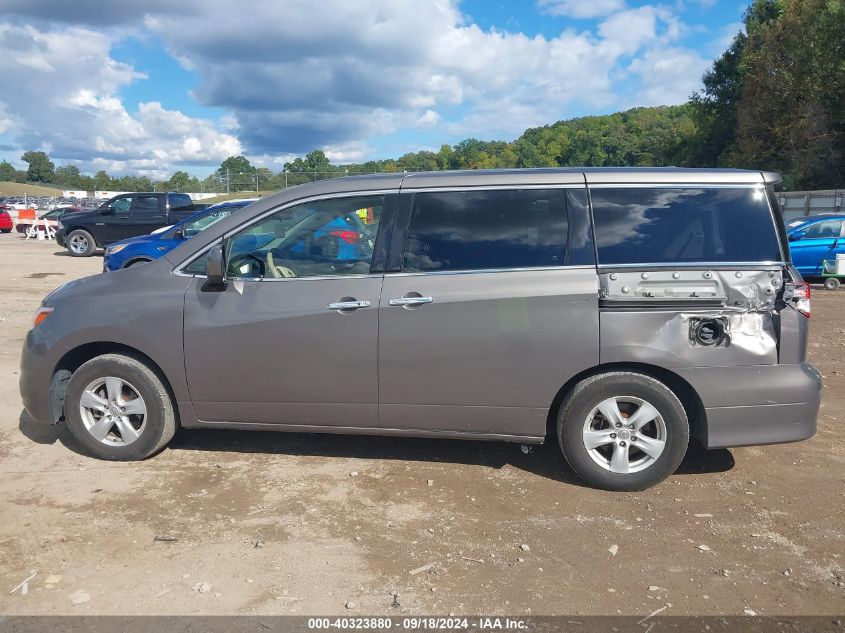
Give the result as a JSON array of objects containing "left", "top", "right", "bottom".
[{"left": 677, "top": 362, "right": 822, "bottom": 448}]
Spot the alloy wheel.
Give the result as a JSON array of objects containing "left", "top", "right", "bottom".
[
  {"left": 582, "top": 396, "right": 667, "bottom": 474},
  {"left": 69, "top": 235, "right": 89, "bottom": 254},
  {"left": 78, "top": 376, "right": 147, "bottom": 446}
]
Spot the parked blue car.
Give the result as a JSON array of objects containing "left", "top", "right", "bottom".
[
  {"left": 787, "top": 215, "right": 845, "bottom": 277},
  {"left": 103, "top": 199, "right": 257, "bottom": 271}
]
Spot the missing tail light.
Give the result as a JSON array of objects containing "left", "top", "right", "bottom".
[{"left": 785, "top": 281, "right": 811, "bottom": 318}]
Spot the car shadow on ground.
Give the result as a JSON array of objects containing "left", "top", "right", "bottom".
[
  {"left": 52, "top": 249, "right": 103, "bottom": 258},
  {"left": 19, "top": 410, "right": 735, "bottom": 488}
]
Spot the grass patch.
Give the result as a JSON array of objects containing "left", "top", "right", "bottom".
[{"left": 0, "top": 182, "right": 65, "bottom": 197}]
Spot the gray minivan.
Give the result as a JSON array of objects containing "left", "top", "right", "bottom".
[{"left": 20, "top": 168, "right": 821, "bottom": 490}]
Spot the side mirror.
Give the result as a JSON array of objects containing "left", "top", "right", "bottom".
[
  {"left": 202, "top": 243, "right": 227, "bottom": 292},
  {"left": 173, "top": 228, "right": 184, "bottom": 240},
  {"left": 99, "top": 205, "right": 114, "bottom": 214},
  {"left": 788, "top": 231, "right": 805, "bottom": 241}
]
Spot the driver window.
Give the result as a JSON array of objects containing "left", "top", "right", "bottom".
[
  {"left": 226, "top": 195, "right": 383, "bottom": 279},
  {"left": 111, "top": 197, "right": 132, "bottom": 213},
  {"left": 802, "top": 220, "right": 842, "bottom": 239}
]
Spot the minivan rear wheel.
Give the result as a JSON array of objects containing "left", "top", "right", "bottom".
[
  {"left": 64, "top": 354, "right": 176, "bottom": 460},
  {"left": 557, "top": 372, "right": 689, "bottom": 491}
]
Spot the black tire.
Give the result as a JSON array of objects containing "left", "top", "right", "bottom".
[
  {"left": 66, "top": 229, "right": 96, "bottom": 257},
  {"left": 125, "top": 259, "right": 151, "bottom": 268},
  {"left": 557, "top": 372, "right": 689, "bottom": 491},
  {"left": 0, "top": 228, "right": 11, "bottom": 234},
  {"left": 64, "top": 354, "right": 176, "bottom": 460},
  {"left": 824, "top": 277, "right": 840, "bottom": 291}
]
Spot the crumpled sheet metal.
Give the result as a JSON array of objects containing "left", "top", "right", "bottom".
[{"left": 601, "top": 307, "right": 778, "bottom": 367}]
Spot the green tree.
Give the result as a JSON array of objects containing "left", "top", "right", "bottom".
[
  {"left": 94, "top": 170, "right": 112, "bottom": 191},
  {"left": 167, "top": 170, "right": 192, "bottom": 191},
  {"left": 688, "top": 0, "right": 784, "bottom": 167},
  {"left": 54, "top": 165, "right": 83, "bottom": 188},
  {"left": 0, "top": 160, "right": 16, "bottom": 182},
  {"left": 735, "top": 0, "right": 845, "bottom": 188},
  {"left": 284, "top": 150, "right": 335, "bottom": 173},
  {"left": 217, "top": 155, "right": 255, "bottom": 177},
  {"left": 217, "top": 155, "right": 256, "bottom": 192},
  {"left": 21, "top": 150, "right": 55, "bottom": 183}
]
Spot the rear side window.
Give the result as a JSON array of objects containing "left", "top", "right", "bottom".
[
  {"left": 132, "top": 195, "right": 160, "bottom": 213},
  {"left": 591, "top": 187, "right": 783, "bottom": 265},
  {"left": 168, "top": 194, "right": 193, "bottom": 211},
  {"left": 401, "top": 189, "right": 593, "bottom": 273}
]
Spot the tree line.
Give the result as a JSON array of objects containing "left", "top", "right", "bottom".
[{"left": 1, "top": 0, "right": 840, "bottom": 194}]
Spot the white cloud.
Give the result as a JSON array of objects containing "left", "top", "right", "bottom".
[
  {"left": 539, "top": 0, "right": 627, "bottom": 19},
  {"left": 415, "top": 109, "right": 442, "bottom": 128},
  {"left": 0, "top": 23, "right": 241, "bottom": 175},
  {"left": 628, "top": 46, "right": 710, "bottom": 105},
  {"left": 1, "top": 0, "right": 710, "bottom": 171}
]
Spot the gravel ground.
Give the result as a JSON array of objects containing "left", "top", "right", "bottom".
[{"left": 0, "top": 232, "right": 842, "bottom": 616}]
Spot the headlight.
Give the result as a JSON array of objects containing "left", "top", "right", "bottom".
[
  {"left": 107, "top": 244, "right": 128, "bottom": 255},
  {"left": 57, "top": 219, "right": 64, "bottom": 229}
]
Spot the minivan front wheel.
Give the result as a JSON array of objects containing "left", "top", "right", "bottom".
[
  {"left": 558, "top": 372, "right": 689, "bottom": 491},
  {"left": 64, "top": 354, "right": 176, "bottom": 460},
  {"left": 67, "top": 229, "right": 96, "bottom": 257}
]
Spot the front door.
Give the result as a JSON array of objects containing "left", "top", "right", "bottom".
[
  {"left": 96, "top": 195, "right": 132, "bottom": 243},
  {"left": 183, "top": 193, "right": 391, "bottom": 429},
  {"left": 378, "top": 187, "right": 599, "bottom": 439},
  {"left": 790, "top": 219, "right": 844, "bottom": 275}
]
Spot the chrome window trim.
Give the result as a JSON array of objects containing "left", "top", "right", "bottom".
[
  {"left": 587, "top": 183, "right": 765, "bottom": 189},
  {"left": 596, "top": 261, "right": 786, "bottom": 269},
  {"left": 385, "top": 265, "right": 596, "bottom": 278},
  {"left": 172, "top": 189, "right": 398, "bottom": 277},
  {"left": 184, "top": 272, "right": 384, "bottom": 282},
  {"left": 399, "top": 184, "right": 586, "bottom": 193}
]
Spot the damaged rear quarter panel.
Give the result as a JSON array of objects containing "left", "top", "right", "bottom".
[{"left": 599, "top": 269, "right": 783, "bottom": 368}]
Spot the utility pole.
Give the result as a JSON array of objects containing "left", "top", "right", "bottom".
[{"left": 226, "top": 168, "right": 230, "bottom": 194}]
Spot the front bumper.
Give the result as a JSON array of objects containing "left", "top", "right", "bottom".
[
  {"left": 20, "top": 327, "right": 67, "bottom": 425},
  {"left": 677, "top": 362, "right": 822, "bottom": 448},
  {"left": 55, "top": 230, "right": 66, "bottom": 247}
]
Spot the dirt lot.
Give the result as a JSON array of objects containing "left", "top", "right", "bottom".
[{"left": 0, "top": 231, "right": 842, "bottom": 616}]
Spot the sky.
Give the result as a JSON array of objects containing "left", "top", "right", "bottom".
[{"left": 0, "top": 0, "right": 746, "bottom": 179}]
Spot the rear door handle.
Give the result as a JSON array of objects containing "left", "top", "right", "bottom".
[
  {"left": 327, "top": 300, "right": 371, "bottom": 311},
  {"left": 388, "top": 296, "right": 434, "bottom": 307}
]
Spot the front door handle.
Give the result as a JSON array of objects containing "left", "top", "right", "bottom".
[
  {"left": 327, "top": 300, "right": 371, "bottom": 312},
  {"left": 388, "top": 296, "right": 434, "bottom": 307}
]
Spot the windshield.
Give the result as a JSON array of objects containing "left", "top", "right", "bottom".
[{"left": 182, "top": 208, "right": 237, "bottom": 238}]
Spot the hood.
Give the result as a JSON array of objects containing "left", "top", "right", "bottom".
[
  {"left": 108, "top": 230, "right": 171, "bottom": 249},
  {"left": 57, "top": 209, "right": 93, "bottom": 222}
]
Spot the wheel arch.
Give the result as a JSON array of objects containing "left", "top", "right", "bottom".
[
  {"left": 123, "top": 257, "right": 154, "bottom": 268},
  {"left": 546, "top": 362, "right": 707, "bottom": 445},
  {"left": 50, "top": 342, "right": 178, "bottom": 426}
]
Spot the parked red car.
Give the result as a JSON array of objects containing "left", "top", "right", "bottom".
[{"left": 0, "top": 208, "right": 14, "bottom": 233}]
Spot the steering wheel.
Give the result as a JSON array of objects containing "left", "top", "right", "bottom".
[{"left": 228, "top": 253, "right": 266, "bottom": 278}]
